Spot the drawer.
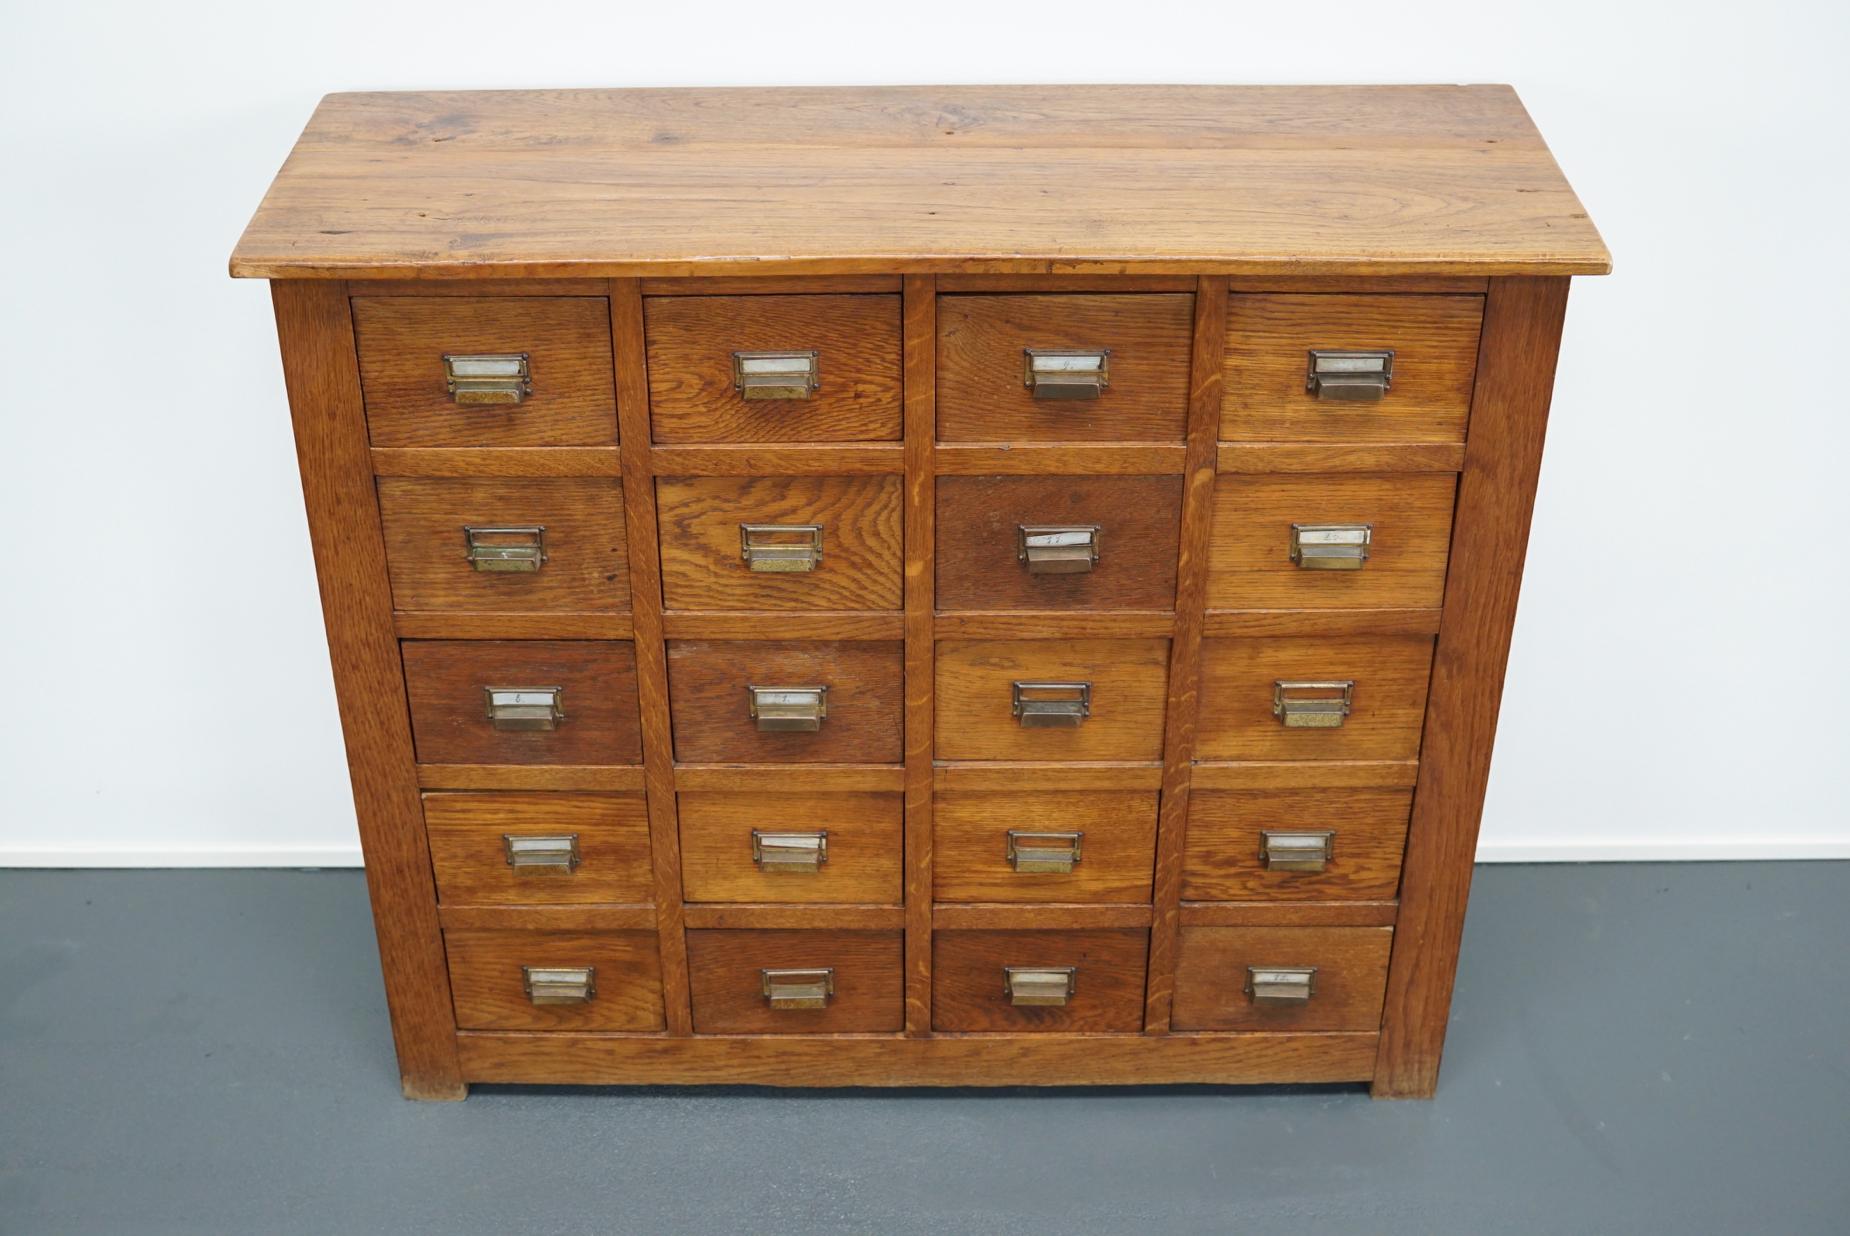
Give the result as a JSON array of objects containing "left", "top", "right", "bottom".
[
  {"left": 666, "top": 640, "right": 904, "bottom": 764},
  {"left": 678, "top": 791, "right": 903, "bottom": 904},
  {"left": 685, "top": 929, "right": 904, "bottom": 1033},
  {"left": 934, "top": 791, "right": 1157, "bottom": 904},
  {"left": 1171, "top": 925, "right": 1392, "bottom": 1032},
  {"left": 352, "top": 296, "right": 617, "bottom": 447},
  {"left": 937, "top": 294, "right": 1194, "bottom": 443},
  {"left": 656, "top": 475, "right": 902, "bottom": 611},
  {"left": 1180, "top": 788, "right": 1413, "bottom": 902},
  {"left": 425, "top": 792, "right": 653, "bottom": 906},
  {"left": 445, "top": 928, "right": 664, "bottom": 1031},
  {"left": 1220, "top": 294, "right": 1482, "bottom": 443},
  {"left": 377, "top": 477, "right": 628, "bottom": 615},
  {"left": 932, "top": 928, "right": 1148, "bottom": 1032},
  {"left": 402, "top": 640, "right": 642, "bottom": 766},
  {"left": 936, "top": 475, "right": 1184, "bottom": 612},
  {"left": 1196, "top": 636, "right": 1433, "bottom": 762},
  {"left": 644, "top": 294, "right": 903, "bottom": 443},
  {"left": 1206, "top": 473, "right": 1456, "bottom": 611},
  {"left": 934, "top": 639, "right": 1169, "bottom": 761}
]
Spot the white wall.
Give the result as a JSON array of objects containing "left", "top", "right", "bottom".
[{"left": 2, "top": 0, "right": 1845, "bottom": 865}]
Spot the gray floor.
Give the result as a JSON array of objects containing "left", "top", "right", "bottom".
[{"left": 2, "top": 864, "right": 1846, "bottom": 1235}]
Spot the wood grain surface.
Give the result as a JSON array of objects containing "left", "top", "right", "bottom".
[
  {"left": 1195, "top": 635, "right": 1435, "bottom": 762},
  {"left": 376, "top": 476, "right": 628, "bottom": 615},
  {"left": 934, "top": 638, "right": 1171, "bottom": 761},
  {"left": 1171, "top": 925, "right": 1393, "bottom": 1032},
  {"left": 932, "top": 928, "right": 1149, "bottom": 1032},
  {"left": 937, "top": 294, "right": 1194, "bottom": 442},
  {"left": 232, "top": 86, "right": 1609, "bottom": 279},
  {"left": 401, "top": 639, "right": 642, "bottom": 766},
  {"left": 445, "top": 928, "right": 664, "bottom": 1031},
  {"left": 685, "top": 929, "right": 905, "bottom": 1033},
  {"left": 644, "top": 294, "right": 902, "bottom": 442},
  {"left": 655, "top": 474, "right": 902, "bottom": 611},
  {"left": 678, "top": 791, "right": 903, "bottom": 904},
  {"left": 665, "top": 640, "right": 904, "bottom": 763},
  {"left": 351, "top": 296, "right": 616, "bottom": 446},
  {"left": 1181, "top": 788, "right": 1413, "bottom": 902},
  {"left": 935, "top": 475, "right": 1183, "bottom": 612},
  {"left": 933, "top": 791, "right": 1158, "bottom": 904},
  {"left": 424, "top": 791, "right": 654, "bottom": 905}
]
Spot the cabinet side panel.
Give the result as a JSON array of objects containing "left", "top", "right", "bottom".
[
  {"left": 1372, "top": 276, "right": 1569, "bottom": 1098},
  {"left": 270, "top": 280, "right": 464, "bottom": 1100}
]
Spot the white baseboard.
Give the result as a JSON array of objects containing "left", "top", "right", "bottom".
[{"left": 3, "top": 842, "right": 1847, "bottom": 868}]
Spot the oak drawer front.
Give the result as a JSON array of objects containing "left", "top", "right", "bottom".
[
  {"left": 1206, "top": 473, "right": 1456, "bottom": 611},
  {"left": 656, "top": 475, "right": 903, "bottom": 612},
  {"left": 377, "top": 477, "right": 628, "bottom": 615},
  {"left": 425, "top": 792, "right": 653, "bottom": 906},
  {"left": 934, "top": 791, "right": 1157, "bottom": 904},
  {"left": 446, "top": 928, "right": 664, "bottom": 1031},
  {"left": 1180, "top": 788, "right": 1412, "bottom": 902},
  {"left": 666, "top": 640, "right": 904, "bottom": 764},
  {"left": 678, "top": 791, "right": 903, "bottom": 904},
  {"left": 402, "top": 640, "right": 642, "bottom": 766},
  {"left": 1221, "top": 294, "right": 1482, "bottom": 443},
  {"left": 352, "top": 297, "right": 617, "bottom": 448},
  {"left": 644, "top": 294, "right": 903, "bottom": 443},
  {"left": 936, "top": 476, "right": 1184, "bottom": 612},
  {"left": 1171, "top": 925, "right": 1392, "bottom": 1032},
  {"left": 937, "top": 294, "right": 1194, "bottom": 443},
  {"left": 685, "top": 929, "right": 904, "bottom": 1033},
  {"left": 934, "top": 639, "right": 1169, "bottom": 761},
  {"left": 1196, "top": 636, "right": 1433, "bottom": 762},
  {"left": 932, "top": 929, "right": 1148, "bottom": 1033}
]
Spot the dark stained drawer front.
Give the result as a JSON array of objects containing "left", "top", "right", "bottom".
[
  {"left": 377, "top": 477, "right": 628, "bottom": 615},
  {"left": 678, "top": 791, "right": 903, "bottom": 904},
  {"left": 934, "top": 791, "right": 1157, "bottom": 904},
  {"left": 686, "top": 929, "right": 904, "bottom": 1033},
  {"left": 446, "top": 928, "right": 664, "bottom": 1031},
  {"left": 666, "top": 640, "right": 904, "bottom": 764},
  {"left": 1221, "top": 294, "right": 1482, "bottom": 443},
  {"left": 352, "top": 296, "right": 617, "bottom": 447},
  {"left": 936, "top": 475, "right": 1184, "bottom": 612},
  {"left": 937, "top": 294, "right": 1194, "bottom": 443},
  {"left": 935, "top": 639, "right": 1170, "bottom": 762},
  {"left": 1181, "top": 788, "right": 1413, "bottom": 902},
  {"left": 656, "top": 475, "right": 903, "bottom": 612},
  {"left": 932, "top": 928, "right": 1149, "bottom": 1033},
  {"left": 644, "top": 294, "right": 903, "bottom": 443},
  {"left": 402, "top": 640, "right": 642, "bottom": 766},
  {"left": 424, "top": 792, "right": 654, "bottom": 906},
  {"left": 1206, "top": 473, "right": 1456, "bottom": 612},
  {"left": 1171, "top": 925, "right": 1392, "bottom": 1032},
  {"left": 1195, "top": 635, "right": 1434, "bottom": 762}
]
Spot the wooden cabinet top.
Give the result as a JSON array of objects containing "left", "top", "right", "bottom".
[{"left": 230, "top": 84, "right": 1609, "bottom": 280}]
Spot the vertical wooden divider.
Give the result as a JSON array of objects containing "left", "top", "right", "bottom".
[
  {"left": 1373, "top": 276, "right": 1570, "bottom": 1097},
  {"left": 902, "top": 275, "right": 936, "bottom": 1034},
  {"left": 271, "top": 281, "right": 465, "bottom": 1098},
  {"left": 1143, "top": 276, "right": 1228, "bottom": 1033},
  {"left": 610, "top": 278, "right": 693, "bottom": 1035}
]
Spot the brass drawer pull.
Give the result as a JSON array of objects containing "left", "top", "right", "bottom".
[
  {"left": 1272, "top": 680, "right": 1353, "bottom": 729},
  {"left": 443, "top": 353, "right": 531, "bottom": 405},
  {"left": 747, "top": 685, "right": 828, "bottom": 732},
  {"left": 752, "top": 829, "right": 828, "bottom": 872},
  {"left": 1011, "top": 680, "right": 1091, "bottom": 728},
  {"left": 1006, "top": 830, "right": 1083, "bottom": 874},
  {"left": 502, "top": 833, "right": 580, "bottom": 871},
  {"left": 1260, "top": 830, "right": 1334, "bottom": 873},
  {"left": 1246, "top": 966, "right": 1317, "bottom": 1004},
  {"left": 762, "top": 967, "right": 834, "bottom": 1009},
  {"left": 1005, "top": 966, "right": 1077, "bottom": 1006},
  {"left": 483, "top": 686, "right": 565, "bottom": 732},
  {"left": 463, "top": 524, "right": 548, "bottom": 573},
  {"left": 1017, "top": 524, "right": 1100, "bottom": 574},
  {"left": 733, "top": 350, "right": 820, "bottom": 400},
  {"left": 740, "top": 523, "right": 824, "bottom": 573},
  {"left": 1289, "top": 523, "right": 1371, "bottom": 571},
  {"left": 1024, "top": 347, "right": 1110, "bottom": 400},
  {"left": 523, "top": 965, "right": 595, "bottom": 1005},
  {"left": 1306, "top": 349, "right": 1394, "bottom": 401}
]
